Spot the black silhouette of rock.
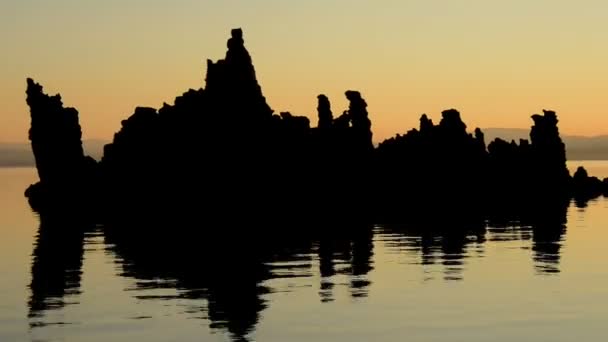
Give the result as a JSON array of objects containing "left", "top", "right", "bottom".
[
  {"left": 205, "top": 28, "right": 273, "bottom": 123},
  {"left": 571, "top": 166, "right": 604, "bottom": 206},
  {"left": 23, "top": 28, "right": 607, "bottom": 225},
  {"left": 316, "top": 94, "right": 333, "bottom": 130},
  {"left": 375, "top": 109, "right": 488, "bottom": 219},
  {"left": 528, "top": 110, "right": 571, "bottom": 198},
  {"left": 344, "top": 90, "right": 373, "bottom": 153},
  {"left": 24, "top": 78, "right": 97, "bottom": 215},
  {"left": 23, "top": 27, "right": 605, "bottom": 342}
]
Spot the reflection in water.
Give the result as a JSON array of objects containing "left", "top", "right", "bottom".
[
  {"left": 529, "top": 207, "right": 568, "bottom": 274},
  {"left": 28, "top": 203, "right": 569, "bottom": 341},
  {"left": 380, "top": 220, "right": 486, "bottom": 281},
  {"left": 317, "top": 225, "right": 374, "bottom": 302},
  {"left": 486, "top": 202, "right": 568, "bottom": 275},
  {"left": 28, "top": 218, "right": 90, "bottom": 327},
  {"left": 103, "top": 224, "right": 376, "bottom": 341}
]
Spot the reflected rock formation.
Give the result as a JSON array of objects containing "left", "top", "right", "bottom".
[
  {"left": 529, "top": 206, "right": 568, "bottom": 274},
  {"left": 380, "top": 199, "right": 568, "bottom": 280},
  {"left": 21, "top": 27, "right": 600, "bottom": 342},
  {"left": 381, "top": 219, "right": 487, "bottom": 281},
  {"left": 316, "top": 225, "right": 374, "bottom": 301},
  {"left": 27, "top": 218, "right": 568, "bottom": 340},
  {"left": 102, "top": 222, "right": 375, "bottom": 341},
  {"left": 28, "top": 218, "right": 89, "bottom": 327}
]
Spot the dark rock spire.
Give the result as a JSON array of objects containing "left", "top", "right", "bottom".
[
  {"left": 24, "top": 78, "right": 97, "bottom": 214},
  {"left": 317, "top": 94, "right": 333, "bottom": 129},
  {"left": 26, "top": 78, "right": 86, "bottom": 184},
  {"left": 438, "top": 109, "right": 467, "bottom": 138},
  {"left": 345, "top": 90, "right": 373, "bottom": 152},
  {"left": 419, "top": 114, "right": 434, "bottom": 133},
  {"left": 474, "top": 128, "right": 486, "bottom": 151},
  {"left": 204, "top": 28, "right": 272, "bottom": 121},
  {"left": 529, "top": 109, "right": 570, "bottom": 196}
]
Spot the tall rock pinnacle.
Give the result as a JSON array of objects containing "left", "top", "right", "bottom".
[
  {"left": 345, "top": 90, "right": 373, "bottom": 152},
  {"left": 529, "top": 109, "right": 570, "bottom": 194},
  {"left": 25, "top": 78, "right": 87, "bottom": 184},
  {"left": 24, "top": 78, "right": 97, "bottom": 213},
  {"left": 317, "top": 94, "right": 333, "bottom": 129},
  {"left": 204, "top": 28, "right": 272, "bottom": 121}
]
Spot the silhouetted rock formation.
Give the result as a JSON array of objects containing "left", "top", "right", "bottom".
[
  {"left": 344, "top": 90, "right": 374, "bottom": 153},
  {"left": 92, "top": 29, "right": 378, "bottom": 222},
  {"left": 484, "top": 110, "right": 574, "bottom": 211},
  {"left": 23, "top": 28, "right": 602, "bottom": 342},
  {"left": 571, "top": 166, "right": 605, "bottom": 206},
  {"left": 316, "top": 94, "right": 333, "bottom": 130},
  {"left": 205, "top": 28, "right": 273, "bottom": 122},
  {"left": 24, "top": 28, "right": 607, "bottom": 224},
  {"left": 529, "top": 110, "right": 571, "bottom": 198},
  {"left": 376, "top": 109, "right": 487, "bottom": 218},
  {"left": 28, "top": 218, "right": 90, "bottom": 327},
  {"left": 24, "top": 79, "right": 97, "bottom": 215}
]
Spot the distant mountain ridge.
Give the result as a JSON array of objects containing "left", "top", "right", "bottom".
[
  {"left": 483, "top": 128, "right": 608, "bottom": 161},
  {"left": 0, "top": 140, "right": 106, "bottom": 167}
]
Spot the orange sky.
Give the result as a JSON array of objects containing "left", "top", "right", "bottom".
[{"left": 2, "top": 1, "right": 608, "bottom": 143}]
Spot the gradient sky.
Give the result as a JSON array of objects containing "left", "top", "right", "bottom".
[{"left": 2, "top": 0, "right": 608, "bottom": 143}]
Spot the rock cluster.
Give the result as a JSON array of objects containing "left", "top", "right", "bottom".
[{"left": 24, "top": 28, "right": 607, "bottom": 223}]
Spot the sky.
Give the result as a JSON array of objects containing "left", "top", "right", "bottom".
[{"left": 2, "top": 0, "right": 608, "bottom": 143}]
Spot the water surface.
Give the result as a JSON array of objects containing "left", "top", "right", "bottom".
[{"left": 2, "top": 163, "right": 608, "bottom": 341}]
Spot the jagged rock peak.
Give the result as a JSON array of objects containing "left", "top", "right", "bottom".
[
  {"left": 345, "top": 90, "right": 370, "bottom": 125},
  {"left": 530, "top": 109, "right": 562, "bottom": 144},
  {"left": 574, "top": 166, "right": 589, "bottom": 179},
  {"left": 25, "top": 78, "right": 87, "bottom": 184},
  {"left": 419, "top": 114, "right": 434, "bottom": 132},
  {"left": 542, "top": 109, "right": 558, "bottom": 124},
  {"left": 228, "top": 28, "right": 244, "bottom": 48},
  {"left": 26, "top": 78, "right": 46, "bottom": 98},
  {"left": 25, "top": 78, "right": 83, "bottom": 147},
  {"left": 344, "top": 90, "right": 373, "bottom": 151},
  {"left": 26, "top": 78, "right": 63, "bottom": 111},
  {"left": 345, "top": 91, "right": 365, "bottom": 107},
  {"left": 440, "top": 109, "right": 464, "bottom": 124},
  {"left": 204, "top": 28, "right": 273, "bottom": 118},
  {"left": 317, "top": 94, "right": 333, "bottom": 129},
  {"left": 474, "top": 127, "right": 484, "bottom": 141},
  {"left": 225, "top": 27, "right": 251, "bottom": 64},
  {"left": 439, "top": 109, "right": 467, "bottom": 133}
]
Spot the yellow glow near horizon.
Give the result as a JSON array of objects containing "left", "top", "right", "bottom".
[{"left": 2, "top": 1, "right": 608, "bottom": 143}]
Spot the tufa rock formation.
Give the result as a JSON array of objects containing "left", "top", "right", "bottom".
[
  {"left": 23, "top": 28, "right": 608, "bottom": 224},
  {"left": 316, "top": 94, "right": 333, "bottom": 130},
  {"left": 24, "top": 78, "right": 97, "bottom": 214}
]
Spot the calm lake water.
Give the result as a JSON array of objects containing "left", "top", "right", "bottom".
[{"left": 2, "top": 163, "right": 608, "bottom": 341}]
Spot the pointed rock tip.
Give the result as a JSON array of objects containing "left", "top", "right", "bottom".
[
  {"left": 26, "top": 78, "right": 39, "bottom": 88},
  {"left": 345, "top": 90, "right": 362, "bottom": 101},
  {"left": 441, "top": 108, "right": 460, "bottom": 115},
  {"left": 26, "top": 78, "right": 43, "bottom": 94},
  {"left": 227, "top": 28, "right": 245, "bottom": 50},
  {"left": 231, "top": 28, "right": 243, "bottom": 39}
]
